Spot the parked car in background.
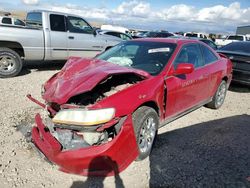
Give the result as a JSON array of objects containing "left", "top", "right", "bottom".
[
  {"left": 184, "top": 32, "right": 208, "bottom": 39},
  {"left": 98, "top": 30, "right": 132, "bottom": 40},
  {"left": 215, "top": 35, "right": 249, "bottom": 47},
  {"left": 0, "top": 10, "right": 122, "bottom": 78},
  {"left": 169, "top": 36, "right": 218, "bottom": 50},
  {"left": 140, "top": 31, "right": 174, "bottom": 38},
  {"left": 133, "top": 31, "right": 148, "bottom": 38},
  {"left": 0, "top": 16, "right": 25, "bottom": 27},
  {"left": 217, "top": 41, "right": 250, "bottom": 86},
  {"left": 101, "top": 24, "right": 130, "bottom": 34},
  {"left": 194, "top": 38, "right": 218, "bottom": 50},
  {"left": 29, "top": 38, "right": 232, "bottom": 176}
]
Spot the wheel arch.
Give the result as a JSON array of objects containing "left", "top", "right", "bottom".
[
  {"left": 0, "top": 41, "right": 25, "bottom": 58},
  {"left": 134, "top": 101, "right": 159, "bottom": 116}
]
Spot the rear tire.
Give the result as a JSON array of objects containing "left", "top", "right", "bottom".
[
  {"left": 206, "top": 80, "right": 227, "bottom": 109},
  {"left": 0, "top": 48, "right": 23, "bottom": 78},
  {"left": 132, "top": 106, "right": 158, "bottom": 161}
]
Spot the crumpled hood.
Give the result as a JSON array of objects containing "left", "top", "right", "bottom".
[{"left": 43, "top": 57, "right": 150, "bottom": 104}]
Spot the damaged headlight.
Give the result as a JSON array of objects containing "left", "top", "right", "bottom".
[{"left": 52, "top": 108, "right": 115, "bottom": 126}]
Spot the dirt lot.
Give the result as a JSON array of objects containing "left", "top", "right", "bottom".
[{"left": 0, "top": 62, "right": 250, "bottom": 188}]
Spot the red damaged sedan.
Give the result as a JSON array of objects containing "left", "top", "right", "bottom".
[{"left": 29, "top": 38, "right": 232, "bottom": 176}]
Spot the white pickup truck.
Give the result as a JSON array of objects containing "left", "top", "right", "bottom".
[
  {"left": 0, "top": 10, "right": 122, "bottom": 78},
  {"left": 215, "top": 35, "right": 249, "bottom": 47}
]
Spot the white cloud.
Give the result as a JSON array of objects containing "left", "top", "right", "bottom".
[
  {"left": 132, "top": 2, "right": 151, "bottom": 16},
  {"left": 155, "top": 2, "right": 250, "bottom": 26},
  {"left": 14, "top": 1, "right": 250, "bottom": 32},
  {"left": 48, "top": 5, "right": 109, "bottom": 20},
  {"left": 157, "top": 4, "right": 195, "bottom": 21},
  {"left": 113, "top": 1, "right": 151, "bottom": 17},
  {"left": 21, "top": 0, "right": 39, "bottom": 5},
  {"left": 197, "top": 2, "right": 243, "bottom": 23}
]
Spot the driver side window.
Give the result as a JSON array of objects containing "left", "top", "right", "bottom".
[
  {"left": 173, "top": 44, "right": 203, "bottom": 69},
  {"left": 67, "top": 16, "right": 93, "bottom": 34}
]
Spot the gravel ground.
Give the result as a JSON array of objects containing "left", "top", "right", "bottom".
[{"left": 0, "top": 62, "right": 250, "bottom": 188}]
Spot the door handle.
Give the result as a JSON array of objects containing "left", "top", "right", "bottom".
[{"left": 68, "top": 36, "right": 74, "bottom": 39}]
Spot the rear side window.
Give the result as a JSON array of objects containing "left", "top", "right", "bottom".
[
  {"left": 26, "top": 12, "right": 42, "bottom": 27},
  {"left": 200, "top": 44, "right": 218, "bottom": 64},
  {"left": 2, "top": 17, "right": 12, "bottom": 24},
  {"left": 50, "top": 14, "right": 66, "bottom": 32}
]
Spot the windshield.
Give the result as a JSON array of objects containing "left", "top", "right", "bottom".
[{"left": 96, "top": 41, "right": 177, "bottom": 75}]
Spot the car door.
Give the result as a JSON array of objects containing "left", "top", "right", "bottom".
[
  {"left": 67, "top": 16, "right": 105, "bottom": 58},
  {"left": 165, "top": 43, "right": 209, "bottom": 117},
  {"left": 49, "top": 14, "right": 68, "bottom": 60},
  {"left": 200, "top": 44, "right": 221, "bottom": 97}
]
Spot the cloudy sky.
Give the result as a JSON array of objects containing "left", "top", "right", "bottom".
[{"left": 1, "top": 0, "right": 250, "bottom": 33}]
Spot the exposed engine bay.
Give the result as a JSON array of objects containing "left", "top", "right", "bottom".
[
  {"left": 67, "top": 73, "right": 143, "bottom": 106},
  {"left": 35, "top": 73, "right": 143, "bottom": 151}
]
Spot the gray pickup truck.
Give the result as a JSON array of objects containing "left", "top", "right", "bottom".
[{"left": 0, "top": 10, "right": 122, "bottom": 78}]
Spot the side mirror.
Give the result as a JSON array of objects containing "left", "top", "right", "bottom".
[{"left": 174, "top": 63, "right": 194, "bottom": 75}]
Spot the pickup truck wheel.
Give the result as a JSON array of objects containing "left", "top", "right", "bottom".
[
  {"left": 132, "top": 106, "right": 158, "bottom": 161},
  {"left": 206, "top": 80, "right": 227, "bottom": 109},
  {"left": 0, "top": 48, "right": 22, "bottom": 78}
]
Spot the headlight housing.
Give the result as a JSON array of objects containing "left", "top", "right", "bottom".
[{"left": 52, "top": 108, "right": 115, "bottom": 126}]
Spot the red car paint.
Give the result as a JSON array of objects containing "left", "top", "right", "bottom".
[
  {"left": 31, "top": 38, "right": 232, "bottom": 176},
  {"left": 32, "top": 114, "right": 138, "bottom": 176},
  {"left": 43, "top": 57, "right": 150, "bottom": 105}
]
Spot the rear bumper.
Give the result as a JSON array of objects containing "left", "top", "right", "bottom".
[
  {"left": 32, "top": 113, "right": 138, "bottom": 176},
  {"left": 232, "top": 69, "right": 250, "bottom": 86}
]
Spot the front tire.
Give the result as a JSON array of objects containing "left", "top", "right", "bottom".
[
  {"left": 132, "top": 106, "right": 158, "bottom": 161},
  {"left": 206, "top": 80, "right": 227, "bottom": 109},
  {"left": 0, "top": 48, "right": 23, "bottom": 78}
]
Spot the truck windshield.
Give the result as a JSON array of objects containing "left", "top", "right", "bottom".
[{"left": 96, "top": 41, "right": 176, "bottom": 75}]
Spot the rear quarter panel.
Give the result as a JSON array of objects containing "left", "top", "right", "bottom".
[{"left": 210, "top": 56, "right": 232, "bottom": 96}]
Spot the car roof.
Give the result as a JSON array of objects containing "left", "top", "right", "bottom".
[{"left": 133, "top": 38, "right": 201, "bottom": 45}]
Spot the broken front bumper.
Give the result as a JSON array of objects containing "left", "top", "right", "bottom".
[{"left": 32, "top": 113, "right": 138, "bottom": 176}]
